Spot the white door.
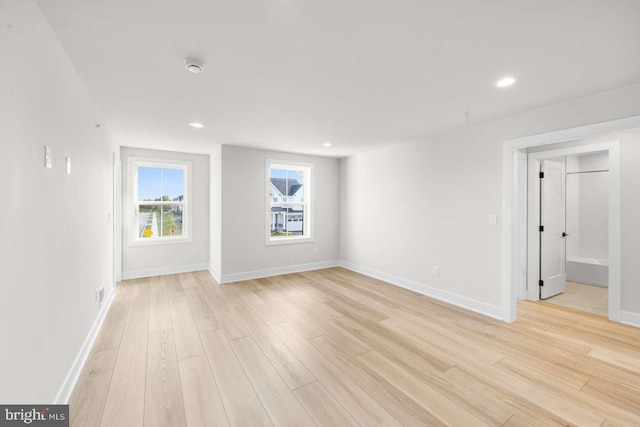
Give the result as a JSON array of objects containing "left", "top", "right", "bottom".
[{"left": 540, "top": 159, "right": 566, "bottom": 299}]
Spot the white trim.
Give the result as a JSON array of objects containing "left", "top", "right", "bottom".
[
  {"left": 506, "top": 116, "right": 640, "bottom": 148},
  {"left": 503, "top": 115, "right": 640, "bottom": 324},
  {"left": 339, "top": 261, "right": 502, "bottom": 320},
  {"left": 53, "top": 287, "right": 116, "bottom": 404},
  {"left": 208, "top": 263, "right": 221, "bottom": 284},
  {"left": 620, "top": 311, "right": 640, "bottom": 328},
  {"left": 220, "top": 260, "right": 338, "bottom": 284},
  {"left": 121, "top": 263, "right": 209, "bottom": 280}
]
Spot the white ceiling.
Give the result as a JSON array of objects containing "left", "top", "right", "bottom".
[{"left": 36, "top": 0, "right": 640, "bottom": 157}]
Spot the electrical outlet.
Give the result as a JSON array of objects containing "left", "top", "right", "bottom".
[
  {"left": 433, "top": 267, "right": 439, "bottom": 277},
  {"left": 314, "top": 247, "right": 319, "bottom": 254}
]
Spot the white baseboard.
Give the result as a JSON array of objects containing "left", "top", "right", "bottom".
[
  {"left": 53, "top": 286, "right": 116, "bottom": 404},
  {"left": 338, "top": 260, "right": 503, "bottom": 320},
  {"left": 208, "top": 263, "right": 221, "bottom": 284},
  {"left": 121, "top": 263, "right": 209, "bottom": 280},
  {"left": 620, "top": 310, "right": 640, "bottom": 328},
  {"left": 220, "top": 260, "right": 339, "bottom": 284}
]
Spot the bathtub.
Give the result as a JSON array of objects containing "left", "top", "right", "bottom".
[{"left": 566, "top": 257, "right": 608, "bottom": 287}]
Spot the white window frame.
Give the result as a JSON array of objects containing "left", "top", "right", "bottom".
[
  {"left": 128, "top": 157, "right": 192, "bottom": 246},
  {"left": 266, "top": 159, "right": 313, "bottom": 246}
]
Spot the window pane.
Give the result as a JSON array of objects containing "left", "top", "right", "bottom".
[
  {"left": 138, "top": 167, "right": 162, "bottom": 201},
  {"left": 138, "top": 204, "right": 159, "bottom": 238},
  {"left": 270, "top": 204, "right": 304, "bottom": 237},
  {"left": 162, "top": 168, "right": 185, "bottom": 201},
  {"left": 270, "top": 167, "right": 304, "bottom": 203},
  {"left": 137, "top": 167, "right": 184, "bottom": 202},
  {"left": 160, "top": 204, "right": 184, "bottom": 237}
]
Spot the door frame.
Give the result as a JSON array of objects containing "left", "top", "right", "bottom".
[
  {"left": 502, "top": 116, "right": 640, "bottom": 323},
  {"left": 527, "top": 145, "right": 615, "bottom": 306}
]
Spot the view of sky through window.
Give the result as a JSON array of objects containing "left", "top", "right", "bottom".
[{"left": 138, "top": 167, "right": 184, "bottom": 200}]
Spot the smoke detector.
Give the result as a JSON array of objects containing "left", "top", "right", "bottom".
[{"left": 184, "top": 58, "right": 205, "bottom": 74}]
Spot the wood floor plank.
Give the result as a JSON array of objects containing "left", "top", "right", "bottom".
[
  {"left": 201, "top": 330, "right": 273, "bottom": 427},
  {"left": 144, "top": 328, "right": 187, "bottom": 427},
  {"left": 218, "top": 282, "right": 249, "bottom": 307},
  {"left": 178, "top": 272, "right": 198, "bottom": 289},
  {"left": 127, "top": 281, "right": 151, "bottom": 324},
  {"left": 495, "top": 357, "right": 640, "bottom": 426},
  {"left": 163, "top": 274, "right": 184, "bottom": 299},
  {"left": 179, "top": 354, "right": 229, "bottom": 427},
  {"left": 239, "top": 290, "right": 284, "bottom": 325},
  {"left": 358, "top": 350, "right": 488, "bottom": 426},
  {"left": 293, "top": 381, "right": 360, "bottom": 427},
  {"left": 271, "top": 322, "right": 403, "bottom": 427},
  {"left": 184, "top": 286, "right": 220, "bottom": 333},
  {"left": 332, "top": 314, "right": 454, "bottom": 374},
  {"left": 443, "top": 366, "right": 574, "bottom": 427},
  {"left": 230, "top": 336, "right": 315, "bottom": 426},
  {"left": 252, "top": 288, "right": 323, "bottom": 339},
  {"left": 92, "top": 294, "right": 131, "bottom": 352},
  {"left": 310, "top": 335, "right": 447, "bottom": 427},
  {"left": 234, "top": 304, "right": 315, "bottom": 390},
  {"left": 203, "top": 291, "right": 250, "bottom": 341},
  {"left": 455, "top": 356, "right": 605, "bottom": 426},
  {"left": 70, "top": 348, "right": 118, "bottom": 427},
  {"left": 169, "top": 296, "right": 204, "bottom": 361},
  {"left": 100, "top": 321, "right": 148, "bottom": 427},
  {"left": 149, "top": 286, "right": 172, "bottom": 333}
]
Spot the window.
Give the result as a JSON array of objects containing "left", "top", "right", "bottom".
[
  {"left": 131, "top": 158, "right": 191, "bottom": 244},
  {"left": 266, "top": 160, "right": 313, "bottom": 245}
]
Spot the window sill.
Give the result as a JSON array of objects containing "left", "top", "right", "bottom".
[
  {"left": 129, "top": 236, "right": 192, "bottom": 247},
  {"left": 266, "top": 236, "right": 314, "bottom": 246}
]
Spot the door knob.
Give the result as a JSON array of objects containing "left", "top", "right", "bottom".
[{"left": 562, "top": 232, "right": 569, "bottom": 237}]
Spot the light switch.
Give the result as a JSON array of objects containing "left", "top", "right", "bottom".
[
  {"left": 489, "top": 214, "right": 498, "bottom": 226},
  {"left": 44, "top": 146, "right": 52, "bottom": 168},
  {"left": 66, "top": 157, "right": 71, "bottom": 174}
]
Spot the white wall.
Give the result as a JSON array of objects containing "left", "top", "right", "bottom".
[
  {"left": 0, "top": 0, "right": 115, "bottom": 403},
  {"left": 340, "top": 84, "right": 640, "bottom": 318},
  {"left": 209, "top": 145, "right": 222, "bottom": 281},
  {"left": 220, "top": 146, "right": 339, "bottom": 281},
  {"left": 120, "top": 147, "right": 209, "bottom": 278}
]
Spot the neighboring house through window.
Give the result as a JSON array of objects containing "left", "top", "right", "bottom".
[
  {"left": 266, "top": 160, "right": 313, "bottom": 244},
  {"left": 130, "top": 158, "right": 191, "bottom": 244}
]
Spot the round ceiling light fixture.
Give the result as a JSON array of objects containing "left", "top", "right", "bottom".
[
  {"left": 189, "top": 122, "right": 204, "bottom": 128},
  {"left": 495, "top": 76, "right": 517, "bottom": 88},
  {"left": 323, "top": 142, "right": 332, "bottom": 147},
  {"left": 185, "top": 58, "right": 205, "bottom": 74}
]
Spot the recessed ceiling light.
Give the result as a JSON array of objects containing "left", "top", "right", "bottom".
[
  {"left": 323, "top": 142, "right": 332, "bottom": 147},
  {"left": 189, "top": 122, "right": 204, "bottom": 128},
  {"left": 495, "top": 76, "right": 517, "bottom": 88},
  {"left": 184, "top": 58, "right": 205, "bottom": 74}
]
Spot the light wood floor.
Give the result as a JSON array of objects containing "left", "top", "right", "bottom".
[
  {"left": 70, "top": 268, "right": 640, "bottom": 426},
  {"left": 544, "top": 281, "right": 608, "bottom": 317}
]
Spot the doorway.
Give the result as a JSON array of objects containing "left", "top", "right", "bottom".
[
  {"left": 531, "top": 152, "right": 610, "bottom": 317},
  {"left": 501, "top": 115, "right": 640, "bottom": 324}
]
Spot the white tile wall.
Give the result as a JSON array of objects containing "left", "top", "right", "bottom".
[{"left": 565, "top": 153, "right": 609, "bottom": 261}]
